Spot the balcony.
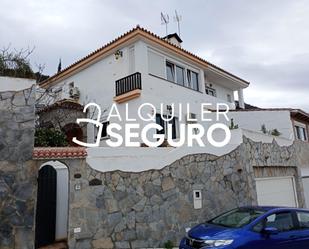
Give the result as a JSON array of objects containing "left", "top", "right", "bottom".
[
  {"left": 205, "top": 85, "right": 217, "bottom": 97},
  {"left": 113, "top": 72, "right": 142, "bottom": 103}
]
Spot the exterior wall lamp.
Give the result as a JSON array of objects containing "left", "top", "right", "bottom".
[{"left": 114, "top": 50, "right": 123, "bottom": 60}]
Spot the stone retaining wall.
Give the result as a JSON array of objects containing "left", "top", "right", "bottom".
[
  {"left": 64, "top": 138, "right": 306, "bottom": 249},
  {"left": 0, "top": 85, "right": 36, "bottom": 249}
]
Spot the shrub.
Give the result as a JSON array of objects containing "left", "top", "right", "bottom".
[
  {"left": 229, "top": 118, "right": 239, "bottom": 130},
  {"left": 271, "top": 129, "right": 281, "bottom": 136},
  {"left": 164, "top": 240, "right": 174, "bottom": 249},
  {"left": 260, "top": 124, "right": 281, "bottom": 137},
  {"left": 34, "top": 128, "right": 68, "bottom": 147}
]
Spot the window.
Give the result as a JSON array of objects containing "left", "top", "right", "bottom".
[
  {"left": 295, "top": 125, "right": 307, "bottom": 141},
  {"left": 186, "top": 70, "right": 199, "bottom": 91},
  {"left": 191, "top": 71, "right": 199, "bottom": 91},
  {"left": 101, "top": 121, "right": 110, "bottom": 139},
  {"left": 166, "top": 61, "right": 175, "bottom": 82},
  {"left": 297, "top": 212, "right": 309, "bottom": 229},
  {"left": 156, "top": 114, "right": 178, "bottom": 139},
  {"left": 227, "top": 94, "right": 232, "bottom": 103},
  {"left": 253, "top": 212, "right": 295, "bottom": 233},
  {"left": 205, "top": 86, "right": 216, "bottom": 97},
  {"left": 156, "top": 114, "right": 165, "bottom": 135},
  {"left": 176, "top": 65, "right": 185, "bottom": 86},
  {"left": 148, "top": 50, "right": 165, "bottom": 78},
  {"left": 165, "top": 60, "right": 200, "bottom": 91},
  {"left": 95, "top": 121, "right": 110, "bottom": 140}
]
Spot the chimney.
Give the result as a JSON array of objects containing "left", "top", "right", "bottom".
[{"left": 163, "top": 33, "right": 183, "bottom": 47}]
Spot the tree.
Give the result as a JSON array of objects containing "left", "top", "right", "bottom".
[{"left": 0, "top": 45, "right": 35, "bottom": 79}]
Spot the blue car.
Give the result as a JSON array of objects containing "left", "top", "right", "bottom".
[{"left": 179, "top": 206, "right": 309, "bottom": 249}]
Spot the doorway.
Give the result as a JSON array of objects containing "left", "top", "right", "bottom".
[{"left": 35, "top": 161, "right": 69, "bottom": 248}]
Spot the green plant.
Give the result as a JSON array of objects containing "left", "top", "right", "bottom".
[
  {"left": 261, "top": 124, "right": 267, "bottom": 134},
  {"left": 271, "top": 129, "right": 281, "bottom": 136},
  {"left": 34, "top": 128, "right": 68, "bottom": 147},
  {"left": 164, "top": 240, "right": 174, "bottom": 249},
  {"left": 229, "top": 118, "right": 239, "bottom": 130},
  {"left": 260, "top": 124, "right": 281, "bottom": 136}
]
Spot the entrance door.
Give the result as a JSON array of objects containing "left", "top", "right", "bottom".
[{"left": 35, "top": 165, "right": 57, "bottom": 248}]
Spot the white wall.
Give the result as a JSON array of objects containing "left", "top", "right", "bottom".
[
  {"left": 212, "top": 110, "right": 295, "bottom": 140},
  {"left": 0, "top": 76, "right": 35, "bottom": 91},
  {"left": 209, "top": 83, "right": 235, "bottom": 103},
  {"left": 86, "top": 128, "right": 293, "bottom": 173}
]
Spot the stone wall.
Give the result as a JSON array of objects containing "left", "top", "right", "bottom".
[
  {"left": 295, "top": 140, "right": 309, "bottom": 168},
  {"left": 65, "top": 151, "right": 254, "bottom": 249},
  {"left": 63, "top": 137, "right": 306, "bottom": 249},
  {"left": 1, "top": 84, "right": 308, "bottom": 249},
  {"left": 0, "top": 85, "right": 36, "bottom": 249}
]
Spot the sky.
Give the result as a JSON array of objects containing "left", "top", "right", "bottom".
[{"left": 0, "top": 0, "right": 308, "bottom": 111}]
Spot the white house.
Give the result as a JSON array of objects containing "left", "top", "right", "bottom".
[
  {"left": 31, "top": 27, "right": 309, "bottom": 248},
  {"left": 38, "top": 26, "right": 309, "bottom": 191},
  {"left": 39, "top": 26, "right": 249, "bottom": 147}
]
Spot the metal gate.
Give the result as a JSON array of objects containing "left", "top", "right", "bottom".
[{"left": 35, "top": 165, "right": 57, "bottom": 248}]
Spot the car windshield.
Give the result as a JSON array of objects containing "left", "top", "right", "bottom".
[{"left": 208, "top": 208, "right": 266, "bottom": 228}]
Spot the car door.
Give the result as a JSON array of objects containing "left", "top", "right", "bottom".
[
  {"left": 243, "top": 211, "right": 298, "bottom": 249},
  {"left": 288, "top": 211, "right": 309, "bottom": 248}
]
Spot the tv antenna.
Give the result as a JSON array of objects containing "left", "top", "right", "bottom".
[
  {"left": 174, "top": 10, "right": 182, "bottom": 36},
  {"left": 161, "top": 12, "right": 169, "bottom": 35}
]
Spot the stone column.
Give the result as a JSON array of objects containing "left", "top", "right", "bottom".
[{"left": 238, "top": 89, "right": 245, "bottom": 109}]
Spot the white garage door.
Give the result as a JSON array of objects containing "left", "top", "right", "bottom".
[{"left": 256, "top": 177, "right": 298, "bottom": 207}]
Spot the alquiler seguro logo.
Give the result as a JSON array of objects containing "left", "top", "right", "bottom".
[{"left": 72, "top": 102, "right": 231, "bottom": 148}]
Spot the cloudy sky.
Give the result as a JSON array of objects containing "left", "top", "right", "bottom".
[{"left": 1, "top": 0, "right": 308, "bottom": 111}]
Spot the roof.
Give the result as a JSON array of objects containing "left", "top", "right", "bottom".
[
  {"left": 36, "top": 99, "right": 84, "bottom": 114},
  {"left": 33, "top": 147, "right": 87, "bottom": 159},
  {"left": 290, "top": 109, "right": 309, "bottom": 123},
  {"left": 163, "top": 33, "right": 183, "bottom": 43},
  {"left": 40, "top": 26, "right": 250, "bottom": 87}
]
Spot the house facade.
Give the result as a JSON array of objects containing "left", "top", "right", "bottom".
[
  {"left": 2, "top": 27, "right": 309, "bottom": 249},
  {"left": 39, "top": 26, "right": 249, "bottom": 147}
]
